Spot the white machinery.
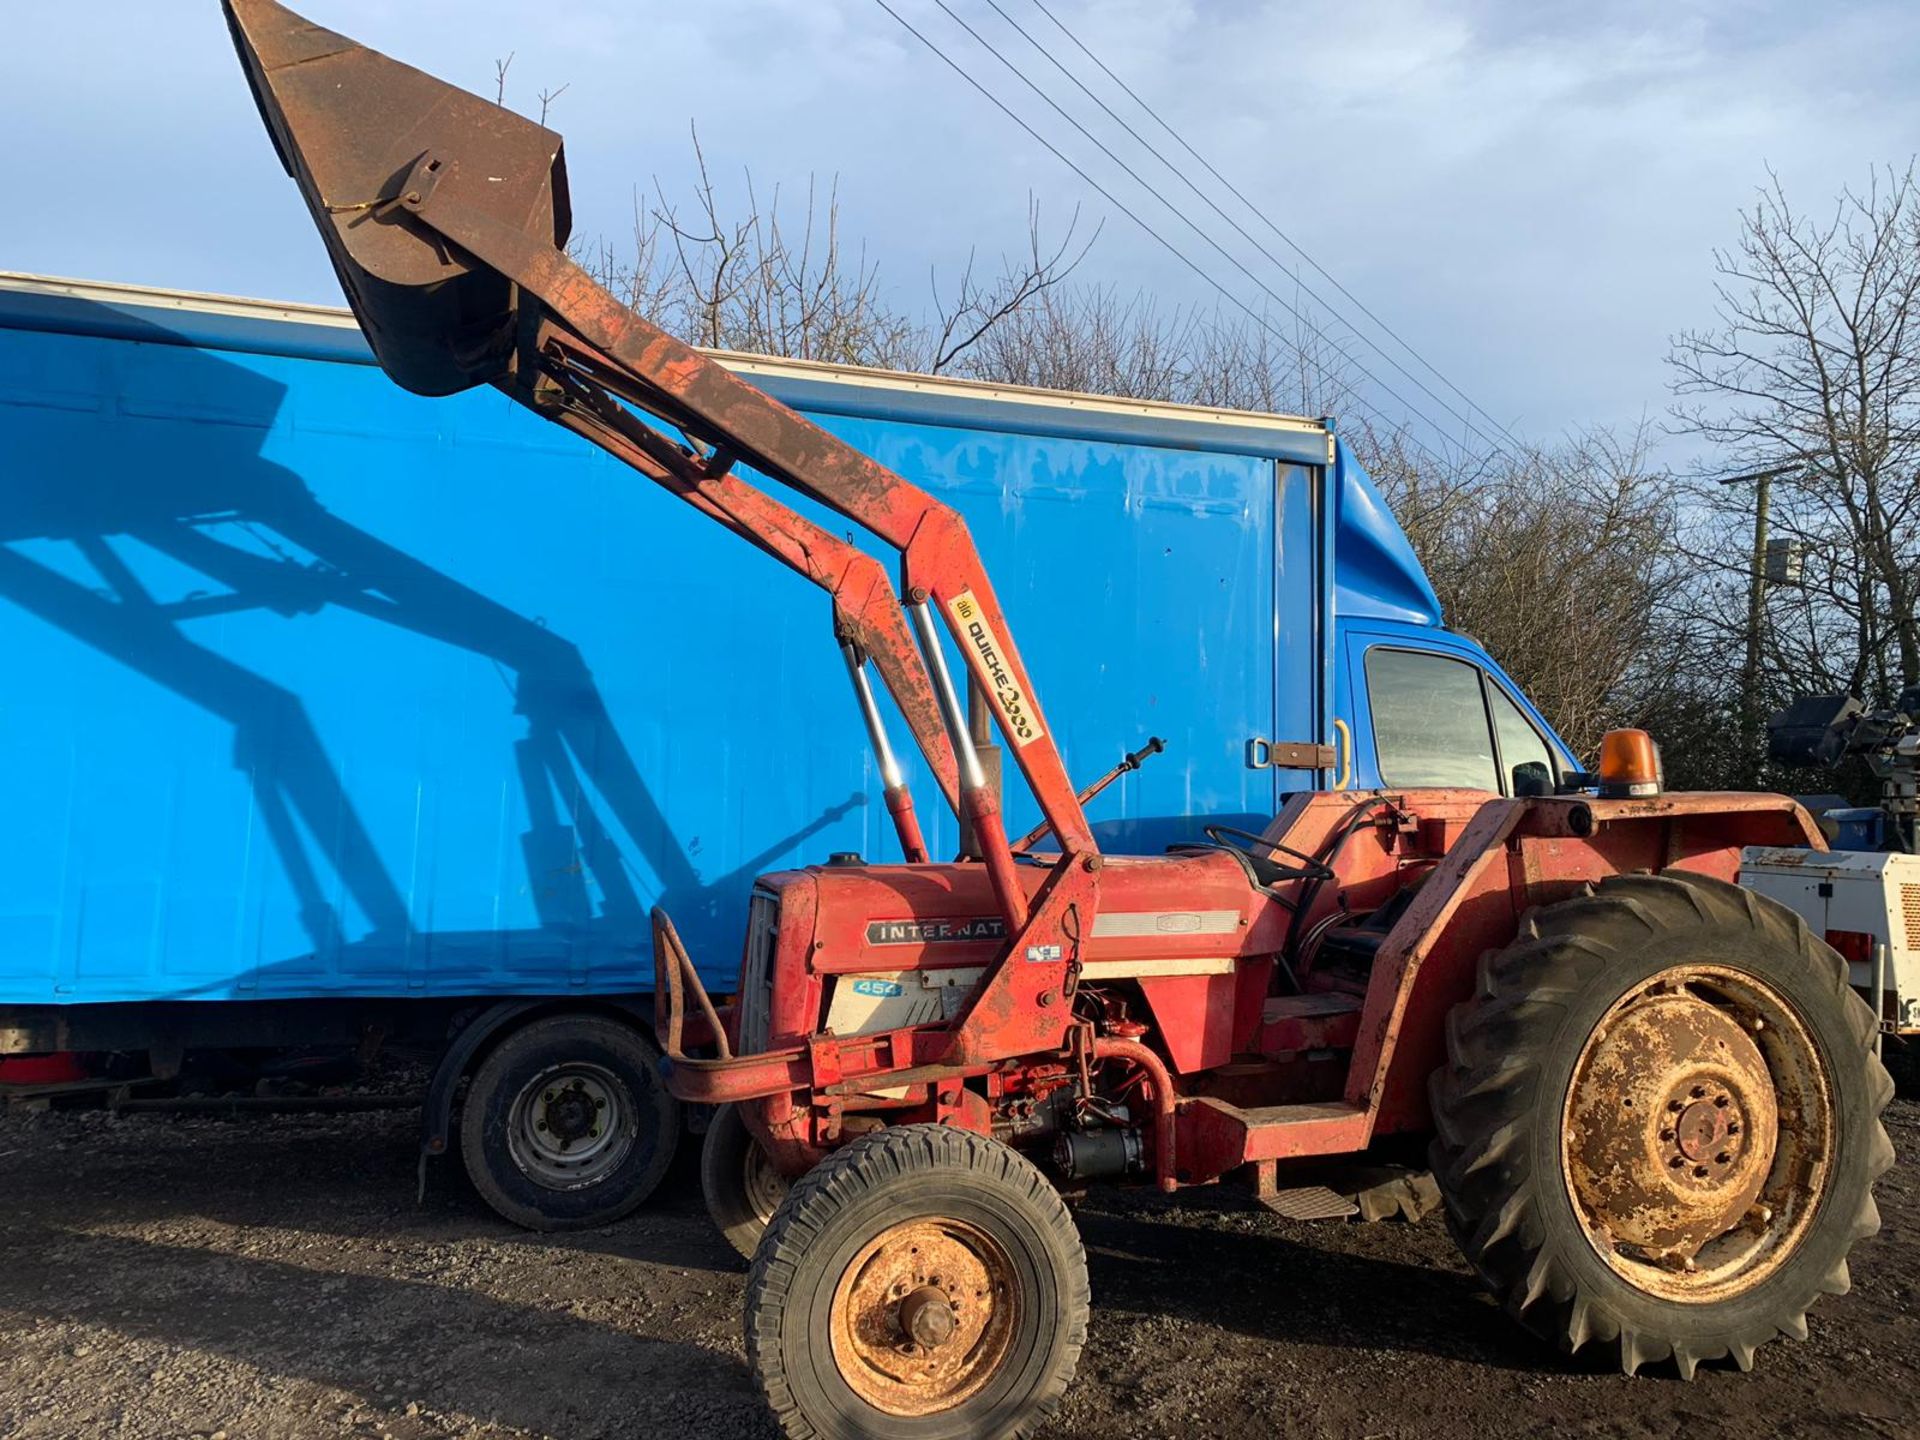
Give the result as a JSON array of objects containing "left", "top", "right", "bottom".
[
  {"left": 1740, "top": 689, "right": 1920, "bottom": 1051},
  {"left": 1741, "top": 848, "right": 1919, "bottom": 1039}
]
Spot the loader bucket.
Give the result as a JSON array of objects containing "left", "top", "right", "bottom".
[{"left": 222, "top": 0, "right": 572, "bottom": 396}]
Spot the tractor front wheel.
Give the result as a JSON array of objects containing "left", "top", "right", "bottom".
[
  {"left": 746, "top": 1124, "right": 1088, "bottom": 1439},
  {"left": 1430, "top": 871, "right": 1894, "bottom": 1377}
]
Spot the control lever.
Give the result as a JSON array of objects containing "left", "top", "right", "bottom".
[{"left": 1010, "top": 737, "right": 1165, "bottom": 853}]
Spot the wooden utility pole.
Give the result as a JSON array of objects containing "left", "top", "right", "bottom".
[{"left": 1718, "top": 464, "right": 1799, "bottom": 766}]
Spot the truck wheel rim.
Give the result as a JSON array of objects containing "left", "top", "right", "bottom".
[
  {"left": 1561, "top": 964, "right": 1834, "bottom": 1302},
  {"left": 828, "top": 1217, "right": 1018, "bottom": 1416},
  {"left": 507, "top": 1063, "right": 635, "bottom": 1190}
]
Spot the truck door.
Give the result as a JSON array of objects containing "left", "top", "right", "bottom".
[{"left": 1339, "top": 632, "right": 1563, "bottom": 795}]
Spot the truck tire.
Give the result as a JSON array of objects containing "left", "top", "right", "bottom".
[
  {"left": 1430, "top": 871, "right": 1894, "bottom": 1378},
  {"left": 460, "top": 1013, "right": 680, "bottom": 1231},
  {"left": 746, "top": 1124, "right": 1088, "bottom": 1440},
  {"left": 702, "top": 1102, "right": 790, "bottom": 1262}
]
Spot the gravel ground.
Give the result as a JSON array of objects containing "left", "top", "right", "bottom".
[{"left": 0, "top": 1095, "right": 1914, "bottom": 1440}]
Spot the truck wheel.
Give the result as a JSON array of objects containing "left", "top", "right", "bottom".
[
  {"left": 1430, "top": 871, "right": 1894, "bottom": 1378},
  {"left": 460, "top": 1013, "right": 680, "bottom": 1231},
  {"left": 746, "top": 1124, "right": 1088, "bottom": 1440},
  {"left": 703, "top": 1102, "right": 791, "bottom": 1262}
]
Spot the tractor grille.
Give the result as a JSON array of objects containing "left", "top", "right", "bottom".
[
  {"left": 737, "top": 887, "right": 780, "bottom": 1057},
  {"left": 1903, "top": 883, "right": 1920, "bottom": 952}
]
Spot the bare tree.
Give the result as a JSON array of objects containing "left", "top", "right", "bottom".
[
  {"left": 1366, "top": 426, "right": 1683, "bottom": 759},
  {"left": 573, "top": 129, "right": 1373, "bottom": 421},
  {"left": 1186, "top": 307, "right": 1363, "bottom": 418},
  {"left": 573, "top": 128, "right": 1087, "bottom": 373},
  {"left": 918, "top": 198, "right": 1098, "bottom": 375},
  {"left": 958, "top": 284, "right": 1194, "bottom": 398},
  {"left": 1669, "top": 167, "right": 1920, "bottom": 710}
]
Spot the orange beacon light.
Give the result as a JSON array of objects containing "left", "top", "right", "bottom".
[{"left": 1596, "top": 728, "right": 1663, "bottom": 798}]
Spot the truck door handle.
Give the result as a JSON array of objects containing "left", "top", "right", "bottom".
[
  {"left": 1244, "top": 724, "right": 1351, "bottom": 786},
  {"left": 1245, "top": 738, "right": 1338, "bottom": 770}
]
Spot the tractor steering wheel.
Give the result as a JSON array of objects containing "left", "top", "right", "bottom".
[{"left": 1199, "top": 824, "right": 1334, "bottom": 885}]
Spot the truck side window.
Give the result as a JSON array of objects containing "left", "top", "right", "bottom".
[
  {"left": 1364, "top": 648, "right": 1498, "bottom": 790},
  {"left": 1489, "top": 684, "right": 1556, "bottom": 793}
]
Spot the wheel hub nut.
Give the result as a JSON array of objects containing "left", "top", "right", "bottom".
[
  {"left": 546, "top": 1092, "right": 593, "bottom": 1140},
  {"left": 898, "top": 1285, "right": 957, "bottom": 1349},
  {"left": 1675, "top": 1099, "right": 1731, "bottom": 1163}
]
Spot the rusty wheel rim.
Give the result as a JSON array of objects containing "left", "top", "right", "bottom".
[
  {"left": 828, "top": 1217, "right": 1018, "bottom": 1416},
  {"left": 1562, "top": 964, "right": 1834, "bottom": 1302}
]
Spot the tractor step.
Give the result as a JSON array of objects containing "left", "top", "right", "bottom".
[
  {"left": 1258, "top": 992, "right": 1363, "bottom": 1054},
  {"left": 1249, "top": 1162, "right": 1440, "bottom": 1223},
  {"left": 1255, "top": 1183, "right": 1359, "bottom": 1221},
  {"left": 1184, "top": 1096, "right": 1370, "bottom": 1165}
]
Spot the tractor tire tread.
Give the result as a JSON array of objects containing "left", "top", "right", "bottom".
[
  {"left": 701, "top": 1102, "right": 789, "bottom": 1264},
  {"left": 746, "top": 1124, "right": 1088, "bottom": 1440},
  {"left": 1429, "top": 870, "right": 1892, "bottom": 1378}
]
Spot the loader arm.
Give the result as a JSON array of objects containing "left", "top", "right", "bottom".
[{"left": 222, "top": 0, "right": 1099, "bottom": 960}]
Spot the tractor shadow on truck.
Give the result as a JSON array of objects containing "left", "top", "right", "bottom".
[{"left": 0, "top": 299, "right": 860, "bottom": 997}]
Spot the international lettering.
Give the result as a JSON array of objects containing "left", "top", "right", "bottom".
[{"left": 865, "top": 917, "right": 1008, "bottom": 946}]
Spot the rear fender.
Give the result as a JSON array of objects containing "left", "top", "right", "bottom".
[{"left": 1351, "top": 792, "right": 1824, "bottom": 1137}]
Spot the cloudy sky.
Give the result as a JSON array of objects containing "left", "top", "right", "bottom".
[{"left": 4, "top": 0, "right": 1917, "bottom": 458}]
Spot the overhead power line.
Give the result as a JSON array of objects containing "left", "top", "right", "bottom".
[
  {"left": 877, "top": 0, "right": 1478, "bottom": 460},
  {"left": 1025, "top": 0, "right": 1524, "bottom": 454},
  {"left": 867, "top": 0, "right": 1450, "bottom": 459},
  {"left": 921, "top": 0, "right": 1486, "bottom": 453},
  {"left": 981, "top": 0, "right": 1524, "bottom": 458}
]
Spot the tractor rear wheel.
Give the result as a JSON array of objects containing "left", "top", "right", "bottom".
[
  {"left": 703, "top": 1101, "right": 791, "bottom": 1262},
  {"left": 1430, "top": 871, "right": 1894, "bottom": 1378},
  {"left": 746, "top": 1124, "right": 1088, "bottom": 1439}
]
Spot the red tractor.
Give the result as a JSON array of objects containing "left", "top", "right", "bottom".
[{"left": 226, "top": 6, "right": 1894, "bottom": 1436}]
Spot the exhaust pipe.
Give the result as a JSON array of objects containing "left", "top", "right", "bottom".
[{"left": 222, "top": 0, "right": 572, "bottom": 396}]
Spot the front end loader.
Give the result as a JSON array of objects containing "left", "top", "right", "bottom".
[{"left": 222, "top": 6, "right": 1894, "bottom": 1437}]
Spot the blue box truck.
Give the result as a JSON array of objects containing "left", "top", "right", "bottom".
[{"left": 0, "top": 271, "right": 1576, "bottom": 1224}]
